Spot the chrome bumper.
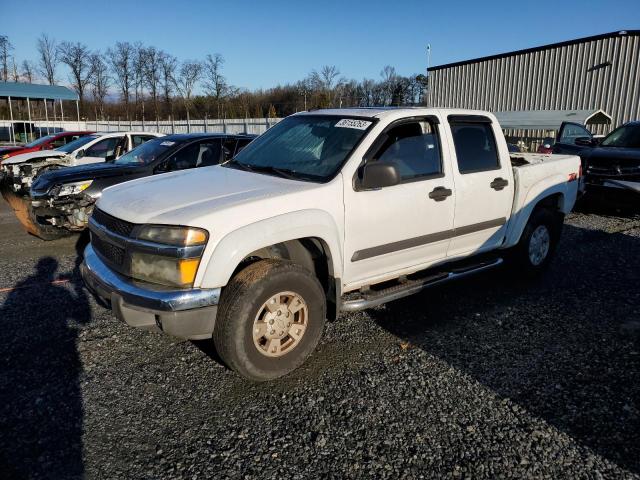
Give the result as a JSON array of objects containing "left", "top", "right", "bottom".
[{"left": 81, "top": 245, "right": 220, "bottom": 340}]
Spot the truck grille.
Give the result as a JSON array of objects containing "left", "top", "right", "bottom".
[
  {"left": 92, "top": 234, "right": 125, "bottom": 267},
  {"left": 92, "top": 208, "right": 135, "bottom": 237}
]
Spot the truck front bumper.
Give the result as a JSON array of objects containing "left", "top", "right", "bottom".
[{"left": 81, "top": 245, "right": 220, "bottom": 340}]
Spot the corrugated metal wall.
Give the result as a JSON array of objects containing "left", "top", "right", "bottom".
[{"left": 428, "top": 32, "right": 640, "bottom": 140}]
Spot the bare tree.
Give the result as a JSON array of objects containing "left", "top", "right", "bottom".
[
  {"left": 142, "top": 47, "right": 163, "bottom": 120},
  {"left": 107, "top": 42, "right": 134, "bottom": 119},
  {"left": 0, "top": 35, "right": 13, "bottom": 82},
  {"left": 174, "top": 60, "right": 202, "bottom": 120},
  {"left": 203, "top": 53, "right": 230, "bottom": 117},
  {"left": 89, "top": 53, "right": 110, "bottom": 120},
  {"left": 10, "top": 58, "right": 19, "bottom": 82},
  {"left": 132, "top": 42, "right": 146, "bottom": 118},
  {"left": 310, "top": 65, "right": 341, "bottom": 91},
  {"left": 380, "top": 65, "right": 397, "bottom": 105},
  {"left": 21, "top": 60, "right": 35, "bottom": 83},
  {"left": 36, "top": 34, "right": 59, "bottom": 85},
  {"left": 58, "top": 41, "right": 93, "bottom": 114},
  {"left": 160, "top": 53, "right": 177, "bottom": 118}
]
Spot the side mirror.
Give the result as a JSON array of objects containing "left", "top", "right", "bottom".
[
  {"left": 76, "top": 149, "right": 85, "bottom": 159},
  {"left": 105, "top": 154, "right": 116, "bottom": 162},
  {"left": 361, "top": 161, "right": 401, "bottom": 189},
  {"left": 575, "top": 137, "right": 596, "bottom": 147}
]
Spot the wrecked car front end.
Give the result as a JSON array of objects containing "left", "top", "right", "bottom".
[
  {"left": 1, "top": 154, "right": 71, "bottom": 195},
  {"left": 30, "top": 178, "right": 97, "bottom": 231}
]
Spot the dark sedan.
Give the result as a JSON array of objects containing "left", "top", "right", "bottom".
[{"left": 27, "top": 133, "right": 255, "bottom": 239}]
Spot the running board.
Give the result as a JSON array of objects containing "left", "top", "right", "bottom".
[{"left": 340, "top": 258, "right": 503, "bottom": 312}]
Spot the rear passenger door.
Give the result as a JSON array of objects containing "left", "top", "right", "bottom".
[{"left": 446, "top": 115, "right": 514, "bottom": 258}]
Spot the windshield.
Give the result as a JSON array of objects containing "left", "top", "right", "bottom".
[
  {"left": 227, "top": 115, "right": 373, "bottom": 181},
  {"left": 25, "top": 134, "right": 56, "bottom": 148},
  {"left": 600, "top": 124, "right": 640, "bottom": 148},
  {"left": 114, "top": 138, "right": 176, "bottom": 165},
  {"left": 57, "top": 135, "right": 99, "bottom": 153}
]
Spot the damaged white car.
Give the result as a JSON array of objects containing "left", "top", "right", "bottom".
[{"left": 1, "top": 131, "right": 163, "bottom": 195}]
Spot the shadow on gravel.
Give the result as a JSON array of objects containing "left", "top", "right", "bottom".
[
  {"left": 371, "top": 223, "right": 640, "bottom": 473},
  {"left": 0, "top": 234, "right": 91, "bottom": 479}
]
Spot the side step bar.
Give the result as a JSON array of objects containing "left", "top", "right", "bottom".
[{"left": 340, "top": 258, "right": 503, "bottom": 312}]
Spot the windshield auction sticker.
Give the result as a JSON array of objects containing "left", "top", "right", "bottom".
[{"left": 335, "top": 119, "right": 372, "bottom": 130}]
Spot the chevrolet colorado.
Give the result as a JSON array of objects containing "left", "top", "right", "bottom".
[{"left": 81, "top": 108, "right": 581, "bottom": 381}]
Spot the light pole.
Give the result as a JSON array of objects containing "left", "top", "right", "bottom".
[{"left": 426, "top": 44, "right": 432, "bottom": 107}]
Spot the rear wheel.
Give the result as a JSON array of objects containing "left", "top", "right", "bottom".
[
  {"left": 213, "top": 259, "right": 326, "bottom": 381},
  {"left": 510, "top": 208, "right": 563, "bottom": 276}
]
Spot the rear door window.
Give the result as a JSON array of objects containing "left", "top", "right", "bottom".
[
  {"left": 85, "top": 137, "right": 120, "bottom": 158},
  {"left": 450, "top": 122, "right": 500, "bottom": 174},
  {"left": 131, "top": 134, "right": 157, "bottom": 148}
]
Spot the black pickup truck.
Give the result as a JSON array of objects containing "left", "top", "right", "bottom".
[{"left": 28, "top": 133, "right": 255, "bottom": 239}]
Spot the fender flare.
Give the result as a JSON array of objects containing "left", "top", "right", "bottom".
[
  {"left": 505, "top": 174, "right": 570, "bottom": 247},
  {"left": 198, "top": 209, "right": 343, "bottom": 289}
]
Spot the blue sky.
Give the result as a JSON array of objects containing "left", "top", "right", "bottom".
[{"left": 3, "top": 0, "right": 639, "bottom": 91}]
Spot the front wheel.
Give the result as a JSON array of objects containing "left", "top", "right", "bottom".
[
  {"left": 509, "top": 208, "right": 563, "bottom": 276},
  {"left": 213, "top": 259, "right": 326, "bottom": 381}
]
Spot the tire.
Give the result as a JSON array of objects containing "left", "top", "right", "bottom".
[
  {"left": 213, "top": 259, "right": 326, "bottom": 381},
  {"left": 510, "top": 207, "right": 563, "bottom": 276}
]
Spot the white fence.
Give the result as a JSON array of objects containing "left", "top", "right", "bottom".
[{"left": 0, "top": 118, "right": 281, "bottom": 142}]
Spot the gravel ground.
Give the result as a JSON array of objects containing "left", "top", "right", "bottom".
[{"left": 0, "top": 199, "right": 639, "bottom": 479}]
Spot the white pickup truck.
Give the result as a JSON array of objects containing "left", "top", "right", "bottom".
[{"left": 81, "top": 108, "right": 581, "bottom": 381}]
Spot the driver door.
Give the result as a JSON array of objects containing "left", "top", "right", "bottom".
[{"left": 343, "top": 117, "right": 455, "bottom": 288}]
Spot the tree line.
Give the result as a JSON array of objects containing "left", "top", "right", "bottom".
[{"left": 0, "top": 34, "right": 428, "bottom": 121}]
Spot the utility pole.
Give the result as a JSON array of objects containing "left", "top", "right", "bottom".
[{"left": 426, "top": 44, "right": 432, "bottom": 107}]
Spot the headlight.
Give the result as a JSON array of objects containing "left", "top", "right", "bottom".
[
  {"left": 131, "top": 225, "right": 209, "bottom": 287},
  {"left": 131, "top": 252, "right": 201, "bottom": 287},
  {"left": 55, "top": 180, "right": 93, "bottom": 197},
  {"left": 136, "top": 225, "right": 208, "bottom": 246}
]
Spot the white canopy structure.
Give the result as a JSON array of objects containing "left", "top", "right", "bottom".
[{"left": 494, "top": 109, "right": 612, "bottom": 130}]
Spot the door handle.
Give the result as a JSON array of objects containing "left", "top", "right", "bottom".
[
  {"left": 428, "top": 186, "right": 452, "bottom": 201},
  {"left": 490, "top": 177, "right": 509, "bottom": 190}
]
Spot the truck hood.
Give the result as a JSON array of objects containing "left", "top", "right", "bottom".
[
  {"left": 583, "top": 146, "right": 640, "bottom": 176},
  {"left": 31, "top": 162, "right": 143, "bottom": 194},
  {"left": 3, "top": 150, "right": 67, "bottom": 165},
  {"left": 97, "top": 165, "right": 316, "bottom": 224}
]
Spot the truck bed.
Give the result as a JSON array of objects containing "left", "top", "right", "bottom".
[{"left": 508, "top": 153, "right": 581, "bottom": 238}]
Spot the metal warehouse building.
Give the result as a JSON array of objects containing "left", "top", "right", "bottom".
[{"left": 427, "top": 30, "right": 640, "bottom": 139}]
